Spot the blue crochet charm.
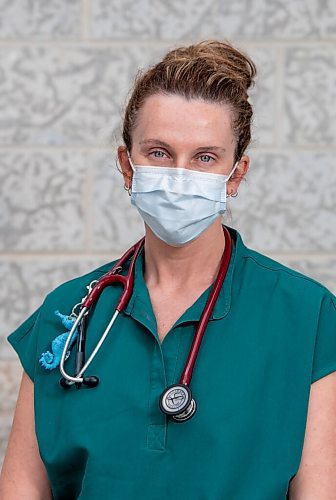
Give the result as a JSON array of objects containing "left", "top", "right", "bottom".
[{"left": 39, "top": 310, "right": 78, "bottom": 371}]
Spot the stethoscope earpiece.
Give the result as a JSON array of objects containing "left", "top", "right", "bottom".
[
  {"left": 59, "top": 375, "right": 99, "bottom": 389},
  {"left": 59, "top": 377, "right": 73, "bottom": 389},
  {"left": 82, "top": 376, "right": 99, "bottom": 388}
]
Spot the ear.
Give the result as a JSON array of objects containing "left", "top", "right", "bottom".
[
  {"left": 227, "top": 155, "right": 250, "bottom": 196},
  {"left": 117, "top": 145, "right": 133, "bottom": 189}
]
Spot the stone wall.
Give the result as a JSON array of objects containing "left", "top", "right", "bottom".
[{"left": 1, "top": 0, "right": 335, "bottom": 467}]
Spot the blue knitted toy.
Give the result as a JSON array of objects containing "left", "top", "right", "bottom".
[{"left": 39, "top": 310, "right": 78, "bottom": 370}]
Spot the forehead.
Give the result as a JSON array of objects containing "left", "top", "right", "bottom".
[{"left": 132, "top": 93, "right": 234, "bottom": 148}]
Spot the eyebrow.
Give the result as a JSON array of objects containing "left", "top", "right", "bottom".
[
  {"left": 139, "top": 139, "right": 226, "bottom": 153},
  {"left": 139, "top": 139, "right": 171, "bottom": 149}
]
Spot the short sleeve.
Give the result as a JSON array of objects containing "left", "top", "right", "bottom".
[
  {"left": 311, "top": 290, "right": 336, "bottom": 384},
  {"left": 7, "top": 306, "right": 42, "bottom": 382}
]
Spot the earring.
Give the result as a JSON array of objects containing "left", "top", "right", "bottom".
[
  {"left": 231, "top": 191, "right": 238, "bottom": 197},
  {"left": 124, "top": 184, "right": 132, "bottom": 196}
]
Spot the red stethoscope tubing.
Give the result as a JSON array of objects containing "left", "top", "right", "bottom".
[
  {"left": 81, "top": 225, "right": 232, "bottom": 387},
  {"left": 180, "top": 225, "right": 232, "bottom": 385},
  {"left": 83, "top": 236, "right": 145, "bottom": 310}
]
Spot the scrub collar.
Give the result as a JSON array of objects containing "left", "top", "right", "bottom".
[{"left": 123, "top": 225, "right": 244, "bottom": 324}]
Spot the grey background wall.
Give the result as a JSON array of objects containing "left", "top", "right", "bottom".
[{"left": 0, "top": 0, "right": 335, "bottom": 466}]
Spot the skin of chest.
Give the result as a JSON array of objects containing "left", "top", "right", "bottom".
[{"left": 147, "top": 284, "right": 210, "bottom": 343}]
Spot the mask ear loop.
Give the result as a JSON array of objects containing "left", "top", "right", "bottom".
[
  {"left": 226, "top": 160, "right": 240, "bottom": 198},
  {"left": 123, "top": 151, "right": 135, "bottom": 196},
  {"left": 126, "top": 151, "right": 135, "bottom": 173}
]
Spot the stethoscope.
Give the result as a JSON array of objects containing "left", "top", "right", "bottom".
[{"left": 59, "top": 224, "right": 232, "bottom": 423}]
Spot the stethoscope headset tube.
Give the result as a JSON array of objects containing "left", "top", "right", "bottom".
[
  {"left": 59, "top": 225, "right": 232, "bottom": 424},
  {"left": 59, "top": 309, "right": 100, "bottom": 389},
  {"left": 59, "top": 237, "right": 145, "bottom": 389}
]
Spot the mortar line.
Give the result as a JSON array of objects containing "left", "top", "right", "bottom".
[
  {"left": 0, "top": 39, "right": 335, "bottom": 49},
  {"left": 274, "top": 45, "right": 285, "bottom": 147},
  {"left": 84, "top": 151, "right": 95, "bottom": 252},
  {"left": 80, "top": 0, "right": 91, "bottom": 40}
]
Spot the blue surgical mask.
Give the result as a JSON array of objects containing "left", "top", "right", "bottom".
[{"left": 127, "top": 153, "right": 238, "bottom": 247}]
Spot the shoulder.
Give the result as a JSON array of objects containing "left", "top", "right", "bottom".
[
  {"left": 40, "top": 259, "right": 119, "bottom": 316},
  {"left": 50, "top": 260, "right": 116, "bottom": 292},
  {"left": 240, "top": 245, "right": 335, "bottom": 306}
]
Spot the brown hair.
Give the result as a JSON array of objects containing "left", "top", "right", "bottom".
[{"left": 122, "top": 40, "right": 257, "bottom": 163}]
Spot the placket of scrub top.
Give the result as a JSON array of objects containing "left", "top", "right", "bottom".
[{"left": 123, "top": 235, "right": 237, "bottom": 451}]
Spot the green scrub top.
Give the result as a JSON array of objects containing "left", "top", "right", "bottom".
[{"left": 7, "top": 225, "right": 336, "bottom": 500}]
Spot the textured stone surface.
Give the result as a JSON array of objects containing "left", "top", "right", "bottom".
[
  {"left": 0, "top": 44, "right": 275, "bottom": 148},
  {"left": 92, "top": 152, "right": 150, "bottom": 252},
  {"left": 0, "top": 257, "right": 108, "bottom": 359},
  {"left": 91, "top": 0, "right": 336, "bottom": 40},
  {"left": 245, "top": 47, "right": 277, "bottom": 147},
  {"left": 284, "top": 47, "right": 336, "bottom": 146},
  {"left": 0, "top": 152, "right": 86, "bottom": 250},
  {"left": 0, "top": 46, "right": 162, "bottom": 145},
  {"left": 226, "top": 151, "right": 336, "bottom": 253},
  {"left": 0, "top": 0, "right": 81, "bottom": 38}
]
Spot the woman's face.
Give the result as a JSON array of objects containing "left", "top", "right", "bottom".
[{"left": 118, "top": 93, "right": 249, "bottom": 193}]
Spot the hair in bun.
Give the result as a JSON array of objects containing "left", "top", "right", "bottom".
[{"left": 123, "top": 40, "right": 257, "bottom": 162}]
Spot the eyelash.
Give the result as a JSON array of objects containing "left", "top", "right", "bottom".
[
  {"left": 149, "top": 150, "right": 216, "bottom": 163},
  {"left": 150, "top": 150, "right": 167, "bottom": 158},
  {"left": 198, "top": 154, "right": 215, "bottom": 163}
]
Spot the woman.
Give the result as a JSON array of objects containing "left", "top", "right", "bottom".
[{"left": 1, "top": 40, "right": 336, "bottom": 500}]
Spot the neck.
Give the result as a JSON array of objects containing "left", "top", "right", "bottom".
[{"left": 143, "top": 219, "right": 226, "bottom": 291}]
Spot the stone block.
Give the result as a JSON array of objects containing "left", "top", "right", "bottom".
[
  {"left": 283, "top": 47, "right": 336, "bottom": 145},
  {"left": 91, "top": 0, "right": 336, "bottom": 40},
  {"left": 92, "top": 152, "right": 145, "bottom": 252},
  {"left": 225, "top": 151, "right": 336, "bottom": 253},
  {"left": 0, "top": 151, "right": 86, "bottom": 251},
  {"left": 0, "top": 46, "right": 162, "bottom": 145},
  {"left": 0, "top": 0, "right": 81, "bottom": 38}
]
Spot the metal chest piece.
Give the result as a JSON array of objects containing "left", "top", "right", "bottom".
[{"left": 159, "top": 384, "right": 197, "bottom": 423}]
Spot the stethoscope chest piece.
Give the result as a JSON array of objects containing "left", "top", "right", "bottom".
[{"left": 159, "top": 384, "right": 197, "bottom": 423}]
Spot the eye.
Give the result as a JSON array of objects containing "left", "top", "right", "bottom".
[
  {"left": 150, "top": 150, "right": 167, "bottom": 158},
  {"left": 198, "top": 154, "right": 215, "bottom": 163}
]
